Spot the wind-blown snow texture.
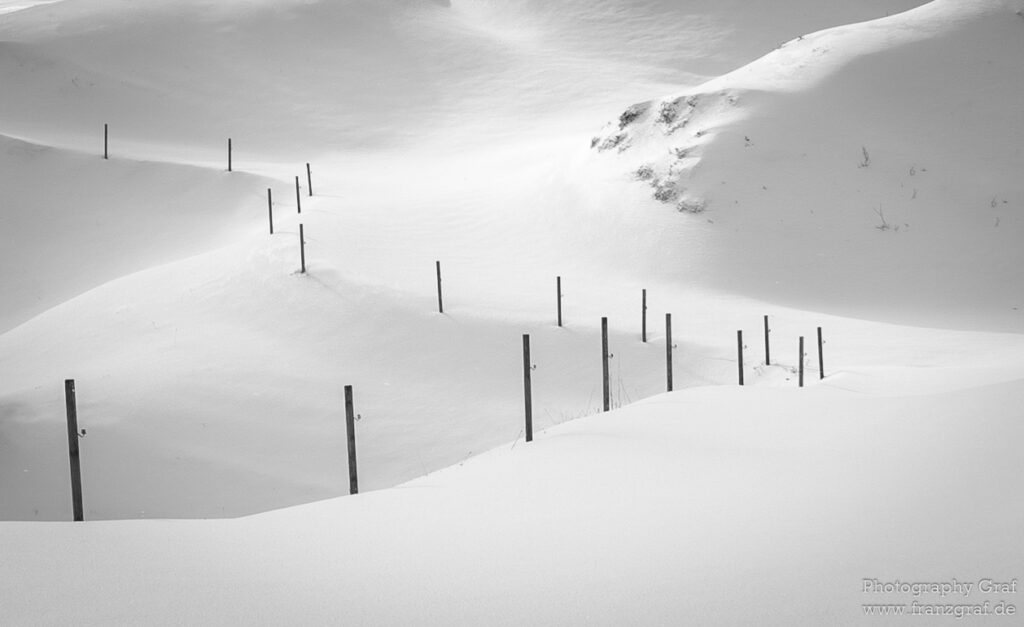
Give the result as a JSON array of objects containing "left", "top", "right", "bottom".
[
  {"left": 1, "top": 0, "right": 1022, "bottom": 624},
  {"left": 592, "top": 0, "right": 1024, "bottom": 329}
]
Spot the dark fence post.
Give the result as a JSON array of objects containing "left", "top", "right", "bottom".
[
  {"left": 64, "top": 379, "right": 84, "bottom": 522},
  {"left": 665, "top": 313, "right": 673, "bottom": 392},
  {"left": 641, "top": 288, "right": 647, "bottom": 343},
  {"left": 799, "top": 336, "right": 805, "bottom": 387},
  {"left": 556, "top": 276, "right": 562, "bottom": 327},
  {"left": 435, "top": 261, "right": 443, "bottom": 313},
  {"left": 295, "top": 176, "right": 302, "bottom": 214},
  {"left": 306, "top": 163, "right": 313, "bottom": 196},
  {"left": 817, "top": 326, "right": 825, "bottom": 379},
  {"left": 299, "top": 224, "right": 306, "bottom": 273},
  {"left": 602, "top": 317, "right": 610, "bottom": 411},
  {"left": 764, "top": 315, "right": 771, "bottom": 365},
  {"left": 737, "top": 330, "right": 744, "bottom": 386},
  {"left": 103, "top": 124, "right": 108, "bottom": 160},
  {"left": 267, "top": 188, "right": 274, "bottom": 234},
  {"left": 523, "top": 334, "right": 533, "bottom": 442},
  {"left": 344, "top": 385, "right": 358, "bottom": 495},
  {"left": 227, "top": 138, "right": 232, "bottom": 172}
]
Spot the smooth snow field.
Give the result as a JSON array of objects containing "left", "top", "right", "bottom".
[{"left": 1, "top": 0, "right": 1021, "bottom": 624}]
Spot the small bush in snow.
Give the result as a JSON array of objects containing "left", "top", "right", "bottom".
[
  {"left": 859, "top": 146, "right": 870, "bottom": 168},
  {"left": 597, "top": 132, "right": 629, "bottom": 152},
  {"left": 618, "top": 102, "right": 650, "bottom": 129},
  {"left": 652, "top": 180, "right": 679, "bottom": 203},
  {"left": 658, "top": 100, "right": 679, "bottom": 125},
  {"left": 874, "top": 205, "right": 891, "bottom": 230},
  {"left": 634, "top": 164, "right": 655, "bottom": 181},
  {"left": 677, "top": 198, "right": 707, "bottom": 214}
]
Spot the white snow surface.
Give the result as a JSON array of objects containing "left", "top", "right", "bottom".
[
  {"left": 591, "top": 0, "right": 1024, "bottom": 330},
  {"left": 1, "top": 0, "right": 1022, "bottom": 624},
  {"left": 4, "top": 384, "right": 1023, "bottom": 625}
]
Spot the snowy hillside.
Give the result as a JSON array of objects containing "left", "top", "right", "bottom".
[
  {"left": 1, "top": 0, "right": 1022, "bottom": 624},
  {"left": 3, "top": 383, "right": 1022, "bottom": 625},
  {"left": 0, "top": 133, "right": 272, "bottom": 332},
  {"left": 590, "top": 0, "right": 1024, "bottom": 330},
  {"left": 0, "top": 0, "right": 930, "bottom": 155},
  {"left": 0, "top": 0, "right": 943, "bottom": 522}
]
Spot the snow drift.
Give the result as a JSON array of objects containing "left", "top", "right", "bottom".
[
  {"left": 1, "top": 0, "right": 1022, "bottom": 623},
  {"left": 2, "top": 382, "right": 1022, "bottom": 625},
  {"left": 591, "top": 0, "right": 1024, "bottom": 330},
  {"left": 0, "top": 133, "right": 272, "bottom": 333}
]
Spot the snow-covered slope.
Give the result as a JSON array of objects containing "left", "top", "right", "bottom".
[
  {"left": 2, "top": 0, "right": 1022, "bottom": 623},
  {"left": 2, "top": 382, "right": 1021, "bottom": 625},
  {"left": 0, "top": 133, "right": 272, "bottom": 332},
  {"left": 591, "top": 0, "right": 1024, "bottom": 330},
  {"left": 0, "top": 0, "right": 946, "bottom": 521},
  {"left": 0, "top": 0, "right": 928, "bottom": 156}
]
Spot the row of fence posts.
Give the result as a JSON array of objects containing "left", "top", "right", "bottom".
[
  {"left": 94, "top": 125, "right": 829, "bottom": 386},
  {"left": 60, "top": 378, "right": 362, "bottom": 521},
  {"left": 56, "top": 291, "right": 827, "bottom": 521},
  {"left": 59, "top": 311, "right": 827, "bottom": 520},
  {"left": 267, "top": 172, "right": 311, "bottom": 273},
  {"left": 524, "top": 309, "right": 827, "bottom": 444},
  {"left": 739, "top": 316, "right": 825, "bottom": 387},
  {"left": 522, "top": 306, "right": 677, "bottom": 445},
  {"left": 72, "top": 124, "right": 829, "bottom": 520},
  {"left": 100, "top": 125, "right": 318, "bottom": 270},
  {"left": 101, "top": 126, "right": 313, "bottom": 182},
  {"left": 74, "top": 125, "right": 430, "bottom": 515},
  {"left": 433, "top": 271, "right": 823, "bottom": 395}
]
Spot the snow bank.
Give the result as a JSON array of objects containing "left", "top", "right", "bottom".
[
  {"left": 0, "top": 0, "right": 953, "bottom": 522},
  {"left": 1, "top": 381, "right": 1020, "bottom": 625},
  {"left": 0, "top": 133, "right": 273, "bottom": 332},
  {"left": 592, "top": 0, "right": 1024, "bottom": 330}
]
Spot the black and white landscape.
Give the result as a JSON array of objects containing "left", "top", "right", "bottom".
[{"left": 1, "top": 0, "right": 1021, "bottom": 624}]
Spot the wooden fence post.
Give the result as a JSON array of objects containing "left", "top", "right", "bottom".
[
  {"left": 306, "top": 163, "right": 313, "bottom": 197},
  {"left": 764, "top": 315, "right": 771, "bottom": 365},
  {"left": 227, "top": 138, "right": 232, "bottom": 172},
  {"left": 299, "top": 224, "right": 306, "bottom": 273},
  {"left": 64, "top": 379, "right": 84, "bottom": 522},
  {"left": 435, "top": 261, "right": 443, "bottom": 313},
  {"left": 295, "top": 176, "right": 302, "bottom": 214},
  {"left": 641, "top": 288, "right": 647, "bottom": 343},
  {"left": 344, "top": 385, "right": 358, "bottom": 495},
  {"left": 737, "top": 330, "right": 744, "bottom": 386},
  {"left": 799, "top": 336, "right": 805, "bottom": 387},
  {"left": 103, "top": 124, "right": 108, "bottom": 160},
  {"left": 602, "top": 317, "right": 610, "bottom": 411},
  {"left": 817, "top": 326, "right": 825, "bottom": 379},
  {"left": 556, "top": 276, "right": 562, "bottom": 327},
  {"left": 523, "top": 334, "right": 533, "bottom": 442},
  {"left": 267, "top": 188, "right": 274, "bottom": 234},
  {"left": 665, "top": 313, "right": 673, "bottom": 392}
]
